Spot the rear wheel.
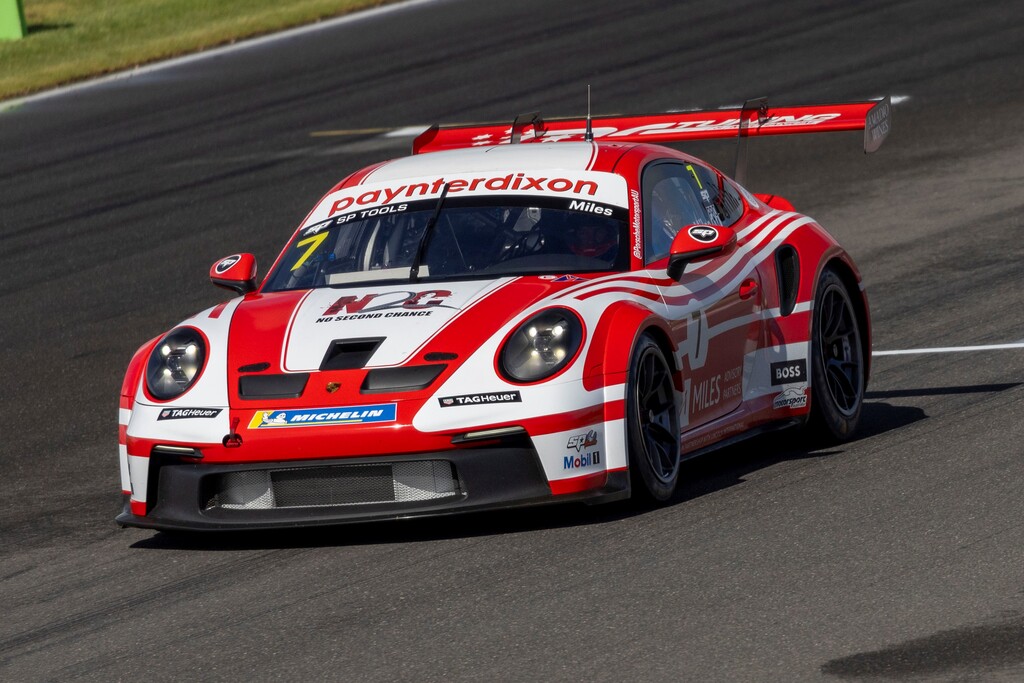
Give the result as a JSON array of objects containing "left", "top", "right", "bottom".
[
  {"left": 807, "top": 268, "right": 864, "bottom": 441},
  {"left": 626, "top": 335, "right": 681, "bottom": 502}
]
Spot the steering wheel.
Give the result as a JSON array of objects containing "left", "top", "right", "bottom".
[{"left": 505, "top": 226, "right": 545, "bottom": 260}]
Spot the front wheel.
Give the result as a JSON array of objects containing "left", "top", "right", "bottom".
[
  {"left": 626, "top": 335, "right": 681, "bottom": 502},
  {"left": 807, "top": 268, "right": 865, "bottom": 441}
]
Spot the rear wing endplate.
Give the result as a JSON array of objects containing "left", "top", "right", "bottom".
[{"left": 413, "top": 96, "right": 892, "bottom": 155}]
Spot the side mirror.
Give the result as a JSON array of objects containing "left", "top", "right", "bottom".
[
  {"left": 666, "top": 225, "right": 737, "bottom": 280},
  {"left": 210, "top": 253, "right": 257, "bottom": 295}
]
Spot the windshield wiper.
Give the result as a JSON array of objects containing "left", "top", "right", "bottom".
[{"left": 410, "top": 182, "right": 450, "bottom": 283}]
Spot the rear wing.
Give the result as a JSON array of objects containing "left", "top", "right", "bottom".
[{"left": 412, "top": 96, "right": 891, "bottom": 156}]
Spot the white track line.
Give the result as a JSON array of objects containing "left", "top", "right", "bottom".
[{"left": 873, "top": 343, "right": 1024, "bottom": 356}]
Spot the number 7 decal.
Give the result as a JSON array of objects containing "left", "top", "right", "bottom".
[{"left": 291, "top": 232, "right": 329, "bottom": 271}]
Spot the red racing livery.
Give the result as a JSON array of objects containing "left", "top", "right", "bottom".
[{"left": 117, "top": 98, "right": 890, "bottom": 530}]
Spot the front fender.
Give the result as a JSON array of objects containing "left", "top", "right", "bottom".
[
  {"left": 582, "top": 302, "right": 673, "bottom": 392},
  {"left": 121, "top": 336, "right": 161, "bottom": 409}
]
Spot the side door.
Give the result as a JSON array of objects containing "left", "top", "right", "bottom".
[{"left": 642, "top": 161, "right": 762, "bottom": 432}]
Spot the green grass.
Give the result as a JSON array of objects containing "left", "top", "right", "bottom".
[{"left": 0, "top": 0, "right": 397, "bottom": 100}]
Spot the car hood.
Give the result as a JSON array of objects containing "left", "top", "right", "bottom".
[
  {"left": 128, "top": 271, "right": 636, "bottom": 448},
  {"left": 224, "top": 277, "right": 584, "bottom": 406},
  {"left": 231, "top": 279, "right": 520, "bottom": 370}
]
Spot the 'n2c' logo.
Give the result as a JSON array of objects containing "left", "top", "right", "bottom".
[{"left": 324, "top": 290, "right": 453, "bottom": 316}]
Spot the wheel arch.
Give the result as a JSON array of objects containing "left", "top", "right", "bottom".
[
  {"left": 122, "top": 335, "right": 162, "bottom": 408},
  {"left": 635, "top": 323, "right": 679, "bottom": 375},
  {"left": 582, "top": 302, "right": 676, "bottom": 392},
  {"left": 818, "top": 255, "right": 871, "bottom": 386}
]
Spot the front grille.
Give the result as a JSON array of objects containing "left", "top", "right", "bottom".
[
  {"left": 238, "top": 373, "right": 309, "bottom": 399},
  {"left": 360, "top": 364, "right": 446, "bottom": 393},
  {"left": 204, "top": 460, "right": 461, "bottom": 511}
]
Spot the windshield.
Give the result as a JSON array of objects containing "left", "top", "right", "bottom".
[{"left": 263, "top": 196, "right": 629, "bottom": 292}]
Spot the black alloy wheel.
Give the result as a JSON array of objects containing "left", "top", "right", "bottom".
[
  {"left": 627, "top": 335, "right": 681, "bottom": 502},
  {"left": 808, "top": 268, "right": 864, "bottom": 441}
]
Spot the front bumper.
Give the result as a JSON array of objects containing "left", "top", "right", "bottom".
[{"left": 116, "top": 440, "right": 629, "bottom": 531}]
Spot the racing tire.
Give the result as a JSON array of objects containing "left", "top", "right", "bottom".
[
  {"left": 626, "top": 334, "right": 681, "bottom": 502},
  {"left": 807, "top": 268, "right": 865, "bottom": 442}
]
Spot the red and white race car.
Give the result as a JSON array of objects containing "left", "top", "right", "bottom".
[{"left": 117, "top": 98, "right": 890, "bottom": 530}]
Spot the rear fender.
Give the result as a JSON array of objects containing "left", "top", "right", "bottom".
[
  {"left": 814, "top": 252, "right": 871, "bottom": 385},
  {"left": 754, "top": 193, "right": 795, "bottom": 212},
  {"left": 776, "top": 236, "right": 871, "bottom": 387}
]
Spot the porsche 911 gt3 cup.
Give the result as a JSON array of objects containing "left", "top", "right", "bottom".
[{"left": 117, "top": 98, "right": 890, "bottom": 530}]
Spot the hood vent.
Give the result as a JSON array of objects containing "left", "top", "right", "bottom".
[
  {"left": 238, "top": 373, "right": 309, "bottom": 399},
  {"left": 361, "top": 364, "right": 446, "bottom": 394},
  {"left": 320, "top": 337, "right": 385, "bottom": 371}
]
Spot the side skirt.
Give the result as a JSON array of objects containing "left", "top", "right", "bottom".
[{"left": 681, "top": 418, "right": 803, "bottom": 463}]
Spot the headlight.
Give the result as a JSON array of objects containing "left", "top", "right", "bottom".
[
  {"left": 500, "top": 308, "right": 583, "bottom": 383},
  {"left": 145, "top": 327, "right": 207, "bottom": 400}
]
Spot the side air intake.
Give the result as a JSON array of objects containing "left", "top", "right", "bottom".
[
  {"left": 775, "top": 246, "right": 800, "bottom": 317},
  {"left": 361, "top": 365, "right": 446, "bottom": 394},
  {"left": 238, "top": 373, "right": 308, "bottom": 399}
]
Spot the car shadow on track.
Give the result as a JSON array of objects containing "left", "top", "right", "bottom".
[
  {"left": 821, "top": 613, "right": 1024, "bottom": 679},
  {"left": 129, "top": 401, "right": 925, "bottom": 552},
  {"left": 865, "top": 382, "right": 1021, "bottom": 399},
  {"left": 672, "top": 400, "right": 925, "bottom": 507}
]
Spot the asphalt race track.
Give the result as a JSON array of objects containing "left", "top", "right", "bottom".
[{"left": 2, "top": 0, "right": 1023, "bottom": 679}]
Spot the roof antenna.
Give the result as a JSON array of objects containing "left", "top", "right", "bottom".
[{"left": 584, "top": 85, "right": 594, "bottom": 142}]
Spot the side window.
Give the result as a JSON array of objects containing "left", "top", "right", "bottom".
[
  {"left": 643, "top": 163, "right": 708, "bottom": 263},
  {"left": 721, "top": 180, "right": 746, "bottom": 223},
  {"left": 643, "top": 161, "right": 747, "bottom": 264},
  {"left": 688, "top": 163, "right": 745, "bottom": 227}
]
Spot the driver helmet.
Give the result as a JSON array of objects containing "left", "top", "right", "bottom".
[
  {"left": 568, "top": 222, "right": 617, "bottom": 258},
  {"left": 650, "top": 186, "right": 683, "bottom": 252}
]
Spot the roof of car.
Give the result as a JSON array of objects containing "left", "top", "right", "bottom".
[{"left": 359, "top": 142, "right": 639, "bottom": 185}]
